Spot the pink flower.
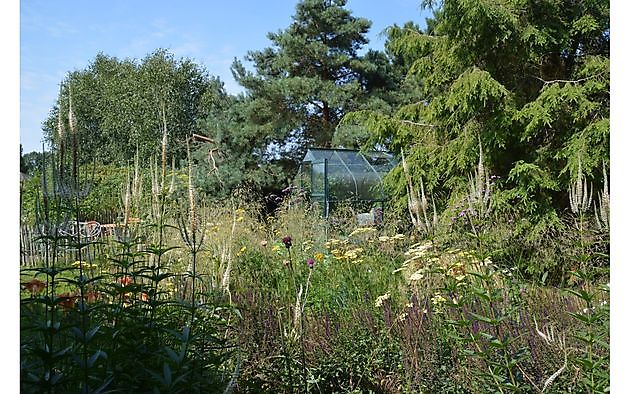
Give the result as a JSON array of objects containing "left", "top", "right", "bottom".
[{"left": 307, "top": 258, "right": 315, "bottom": 269}]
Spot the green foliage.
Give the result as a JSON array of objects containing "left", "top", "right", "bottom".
[
  {"left": 565, "top": 274, "right": 609, "bottom": 393},
  {"left": 21, "top": 168, "right": 609, "bottom": 393},
  {"left": 20, "top": 163, "right": 134, "bottom": 224},
  {"left": 191, "top": 95, "right": 294, "bottom": 198},
  {"left": 23, "top": 1, "right": 610, "bottom": 391},
  {"left": 342, "top": 0, "right": 608, "bottom": 277},
  {"left": 21, "top": 150, "right": 45, "bottom": 175},
  {"left": 230, "top": 0, "right": 405, "bottom": 185},
  {"left": 20, "top": 238, "right": 237, "bottom": 393},
  {"left": 43, "top": 49, "right": 228, "bottom": 165}
]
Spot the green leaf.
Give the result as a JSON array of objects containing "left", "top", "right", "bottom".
[
  {"left": 569, "top": 311, "right": 596, "bottom": 324},
  {"left": 566, "top": 288, "right": 594, "bottom": 303},
  {"left": 88, "top": 350, "right": 107, "bottom": 368},
  {"left": 469, "top": 312, "right": 494, "bottom": 324},
  {"left": 162, "top": 363, "right": 172, "bottom": 386}
]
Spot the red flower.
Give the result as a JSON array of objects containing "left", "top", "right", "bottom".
[
  {"left": 58, "top": 292, "right": 78, "bottom": 311},
  {"left": 23, "top": 278, "right": 46, "bottom": 294},
  {"left": 140, "top": 292, "right": 149, "bottom": 302},
  {"left": 118, "top": 276, "right": 133, "bottom": 286},
  {"left": 85, "top": 291, "right": 99, "bottom": 303}
]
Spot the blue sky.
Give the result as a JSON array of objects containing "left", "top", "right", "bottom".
[{"left": 20, "top": 0, "right": 431, "bottom": 153}]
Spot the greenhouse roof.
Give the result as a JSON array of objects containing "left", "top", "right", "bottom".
[{"left": 302, "top": 147, "right": 396, "bottom": 173}]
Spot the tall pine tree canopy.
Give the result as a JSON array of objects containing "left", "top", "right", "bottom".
[
  {"left": 231, "top": 0, "right": 400, "bottom": 178},
  {"left": 342, "top": 0, "right": 609, "bottom": 222}
]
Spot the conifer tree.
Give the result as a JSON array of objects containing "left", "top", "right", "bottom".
[
  {"left": 231, "top": 0, "right": 396, "bottom": 172},
  {"left": 343, "top": 0, "right": 609, "bottom": 219}
]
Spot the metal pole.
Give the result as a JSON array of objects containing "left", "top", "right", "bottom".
[{"left": 324, "top": 159, "right": 329, "bottom": 218}]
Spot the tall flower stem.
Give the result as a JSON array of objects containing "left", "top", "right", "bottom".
[{"left": 67, "top": 88, "right": 91, "bottom": 391}]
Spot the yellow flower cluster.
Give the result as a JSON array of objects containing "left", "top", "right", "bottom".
[
  {"left": 71, "top": 260, "right": 98, "bottom": 269},
  {"left": 391, "top": 241, "right": 435, "bottom": 276},
  {"left": 396, "top": 242, "right": 495, "bottom": 286},
  {"left": 378, "top": 233, "right": 405, "bottom": 242},
  {"left": 302, "top": 240, "right": 314, "bottom": 252},
  {"left": 324, "top": 238, "right": 348, "bottom": 248},
  {"left": 205, "top": 222, "right": 220, "bottom": 234},
  {"left": 235, "top": 208, "right": 245, "bottom": 223},
  {"left": 430, "top": 292, "right": 447, "bottom": 312},
  {"left": 330, "top": 247, "right": 364, "bottom": 263},
  {"left": 403, "top": 241, "right": 433, "bottom": 264},
  {"left": 324, "top": 238, "right": 365, "bottom": 262}
]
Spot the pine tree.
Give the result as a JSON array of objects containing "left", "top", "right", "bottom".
[{"left": 231, "top": 0, "right": 395, "bottom": 173}]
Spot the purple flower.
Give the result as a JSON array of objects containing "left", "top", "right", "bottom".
[
  {"left": 307, "top": 258, "right": 315, "bottom": 269},
  {"left": 282, "top": 236, "right": 292, "bottom": 249}
]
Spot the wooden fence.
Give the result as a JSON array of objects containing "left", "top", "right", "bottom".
[{"left": 20, "top": 222, "right": 110, "bottom": 267}]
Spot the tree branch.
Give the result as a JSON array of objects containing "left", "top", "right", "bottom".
[
  {"left": 398, "top": 119, "right": 436, "bottom": 128},
  {"left": 533, "top": 72, "right": 606, "bottom": 85}
]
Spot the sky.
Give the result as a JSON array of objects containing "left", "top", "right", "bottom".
[{"left": 20, "top": 0, "right": 432, "bottom": 154}]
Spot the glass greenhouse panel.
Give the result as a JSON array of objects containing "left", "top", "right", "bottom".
[
  {"left": 311, "top": 162, "right": 326, "bottom": 194},
  {"left": 299, "top": 148, "right": 396, "bottom": 213}
]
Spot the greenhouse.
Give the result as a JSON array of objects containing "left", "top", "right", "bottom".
[{"left": 298, "top": 148, "right": 397, "bottom": 218}]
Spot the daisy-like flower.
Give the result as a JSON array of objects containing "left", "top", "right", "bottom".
[
  {"left": 374, "top": 292, "right": 391, "bottom": 308},
  {"left": 409, "top": 271, "right": 424, "bottom": 281}
]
